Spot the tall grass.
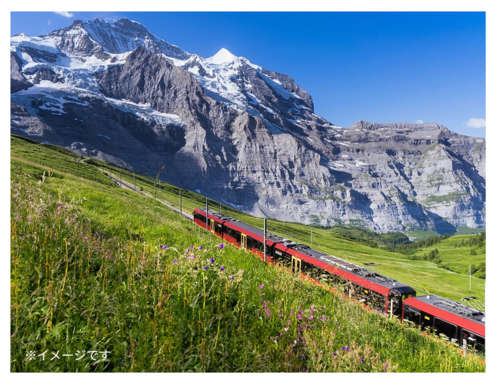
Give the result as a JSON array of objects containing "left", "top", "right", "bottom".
[{"left": 10, "top": 168, "right": 485, "bottom": 372}]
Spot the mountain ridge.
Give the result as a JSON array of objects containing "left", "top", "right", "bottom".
[{"left": 10, "top": 17, "right": 485, "bottom": 233}]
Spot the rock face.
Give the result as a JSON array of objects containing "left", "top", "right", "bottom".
[{"left": 10, "top": 18, "right": 485, "bottom": 233}]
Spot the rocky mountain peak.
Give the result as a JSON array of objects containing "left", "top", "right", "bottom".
[{"left": 10, "top": 17, "right": 486, "bottom": 234}]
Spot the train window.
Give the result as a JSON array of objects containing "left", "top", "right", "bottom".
[
  {"left": 461, "top": 330, "right": 485, "bottom": 353},
  {"left": 403, "top": 305, "right": 421, "bottom": 325},
  {"left": 302, "top": 261, "right": 312, "bottom": 274},
  {"left": 215, "top": 223, "right": 223, "bottom": 235},
  {"left": 434, "top": 318, "right": 457, "bottom": 341}
]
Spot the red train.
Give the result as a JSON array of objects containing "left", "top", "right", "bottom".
[{"left": 193, "top": 208, "right": 485, "bottom": 353}]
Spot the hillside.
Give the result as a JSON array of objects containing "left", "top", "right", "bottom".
[{"left": 10, "top": 135, "right": 485, "bottom": 372}]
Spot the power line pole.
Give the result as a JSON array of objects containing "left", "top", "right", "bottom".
[
  {"left": 154, "top": 165, "right": 165, "bottom": 199},
  {"left": 206, "top": 198, "right": 209, "bottom": 231},
  {"left": 264, "top": 218, "right": 267, "bottom": 263},
  {"left": 179, "top": 189, "right": 182, "bottom": 216}
]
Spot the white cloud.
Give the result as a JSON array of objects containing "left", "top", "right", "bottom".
[
  {"left": 465, "top": 118, "right": 486, "bottom": 129},
  {"left": 54, "top": 11, "right": 74, "bottom": 18},
  {"left": 415, "top": 120, "right": 423, "bottom": 124},
  {"left": 48, "top": 20, "right": 52, "bottom": 26}
]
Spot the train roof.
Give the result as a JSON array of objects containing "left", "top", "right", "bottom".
[
  {"left": 279, "top": 242, "right": 414, "bottom": 292},
  {"left": 409, "top": 295, "right": 485, "bottom": 325},
  {"left": 194, "top": 208, "right": 234, "bottom": 222}
]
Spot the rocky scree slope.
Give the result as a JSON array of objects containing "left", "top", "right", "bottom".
[{"left": 10, "top": 18, "right": 485, "bottom": 233}]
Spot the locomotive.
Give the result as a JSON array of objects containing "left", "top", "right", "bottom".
[{"left": 193, "top": 208, "right": 485, "bottom": 353}]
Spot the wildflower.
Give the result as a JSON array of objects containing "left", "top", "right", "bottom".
[
  {"left": 190, "top": 245, "right": 194, "bottom": 249},
  {"left": 220, "top": 266, "right": 225, "bottom": 271},
  {"left": 297, "top": 314, "right": 302, "bottom": 320},
  {"left": 301, "top": 354, "right": 305, "bottom": 359},
  {"left": 284, "top": 327, "right": 288, "bottom": 332},
  {"left": 333, "top": 353, "right": 337, "bottom": 357},
  {"left": 298, "top": 325, "right": 302, "bottom": 332},
  {"left": 230, "top": 275, "right": 234, "bottom": 280},
  {"left": 210, "top": 257, "right": 215, "bottom": 264},
  {"left": 57, "top": 211, "right": 61, "bottom": 215},
  {"left": 53, "top": 237, "right": 56, "bottom": 241},
  {"left": 361, "top": 359, "right": 365, "bottom": 363},
  {"left": 321, "top": 315, "right": 326, "bottom": 321},
  {"left": 259, "top": 285, "right": 264, "bottom": 289},
  {"left": 163, "top": 245, "right": 168, "bottom": 249},
  {"left": 204, "top": 266, "right": 208, "bottom": 270},
  {"left": 218, "top": 244, "right": 224, "bottom": 249},
  {"left": 310, "top": 315, "right": 314, "bottom": 320},
  {"left": 294, "top": 340, "right": 297, "bottom": 344},
  {"left": 198, "top": 246, "right": 203, "bottom": 250}
]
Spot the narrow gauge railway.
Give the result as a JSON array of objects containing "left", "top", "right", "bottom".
[{"left": 193, "top": 208, "right": 485, "bottom": 354}]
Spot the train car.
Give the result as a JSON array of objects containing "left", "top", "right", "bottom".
[
  {"left": 222, "top": 217, "right": 285, "bottom": 263},
  {"left": 193, "top": 208, "right": 231, "bottom": 239},
  {"left": 403, "top": 295, "right": 485, "bottom": 353},
  {"left": 273, "top": 241, "right": 416, "bottom": 316}
]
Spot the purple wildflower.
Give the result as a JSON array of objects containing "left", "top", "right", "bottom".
[
  {"left": 198, "top": 246, "right": 203, "bottom": 250},
  {"left": 230, "top": 275, "right": 234, "bottom": 280},
  {"left": 53, "top": 237, "right": 56, "bottom": 241},
  {"left": 310, "top": 315, "right": 314, "bottom": 320},
  {"left": 204, "top": 266, "right": 208, "bottom": 270},
  {"left": 294, "top": 340, "right": 297, "bottom": 344},
  {"left": 210, "top": 257, "right": 215, "bottom": 264},
  {"left": 218, "top": 244, "right": 224, "bottom": 249},
  {"left": 190, "top": 245, "right": 194, "bottom": 249},
  {"left": 220, "top": 266, "right": 225, "bottom": 271},
  {"left": 284, "top": 327, "right": 288, "bottom": 332},
  {"left": 163, "top": 245, "right": 168, "bottom": 249},
  {"left": 259, "top": 285, "right": 264, "bottom": 289},
  {"left": 361, "top": 359, "right": 365, "bottom": 363},
  {"left": 57, "top": 211, "right": 61, "bottom": 215},
  {"left": 297, "top": 314, "right": 302, "bottom": 320}
]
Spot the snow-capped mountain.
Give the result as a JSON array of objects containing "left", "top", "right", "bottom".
[{"left": 10, "top": 18, "right": 485, "bottom": 233}]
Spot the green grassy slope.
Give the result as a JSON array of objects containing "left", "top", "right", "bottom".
[{"left": 10, "top": 135, "right": 485, "bottom": 372}]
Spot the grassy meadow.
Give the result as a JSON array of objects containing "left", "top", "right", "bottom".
[{"left": 10, "top": 135, "right": 485, "bottom": 372}]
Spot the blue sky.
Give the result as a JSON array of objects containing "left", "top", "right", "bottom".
[{"left": 10, "top": 11, "right": 486, "bottom": 138}]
